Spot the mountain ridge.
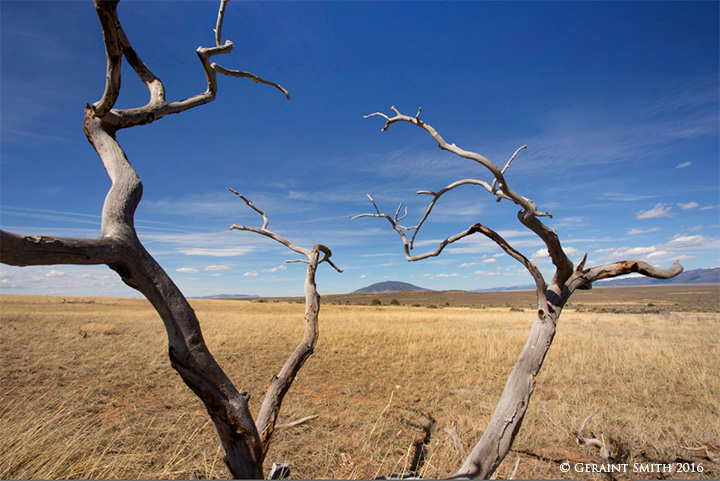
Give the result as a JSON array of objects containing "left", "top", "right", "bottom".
[{"left": 352, "top": 281, "right": 429, "bottom": 294}]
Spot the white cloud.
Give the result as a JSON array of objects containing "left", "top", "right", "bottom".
[
  {"left": 176, "top": 267, "right": 199, "bottom": 273},
  {"left": 243, "top": 271, "right": 259, "bottom": 277},
  {"left": 475, "top": 271, "right": 502, "bottom": 276},
  {"left": 627, "top": 227, "right": 659, "bottom": 235},
  {"left": 677, "top": 201, "right": 699, "bottom": 210},
  {"left": 204, "top": 265, "right": 232, "bottom": 271},
  {"left": 179, "top": 247, "right": 254, "bottom": 257},
  {"left": 701, "top": 204, "right": 720, "bottom": 211},
  {"left": 675, "top": 162, "right": 692, "bottom": 169},
  {"left": 46, "top": 270, "right": 66, "bottom": 277},
  {"left": 531, "top": 248, "right": 550, "bottom": 262},
  {"left": 210, "top": 273, "right": 222, "bottom": 277},
  {"left": 664, "top": 234, "right": 718, "bottom": 250},
  {"left": 359, "top": 274, "right": 368, "bottom": 278},
  {"left": 530, "top": 246, "right": 579, "bottom": 264},
  {"left": 263, "top": 265, "right": 288, "bottom": 273},
  {"left": 636, "top": 203, "right": 673, "bottom": 219},
  {"left": 481, "top": 258, "right": 497, "bottom": 265},
  {"left": 458, "top": 262, "right": 479, "bottom": 268},
  {"left": 422, "top": 272, "right": 459, "bottom": 279}
]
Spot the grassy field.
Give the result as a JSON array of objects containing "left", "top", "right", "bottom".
[{"left": 1, "top": 288, "right": 718, "bottom": 479}]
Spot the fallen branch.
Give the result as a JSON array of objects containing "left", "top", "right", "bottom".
[
  {"left": 573, "top": 410, "right": 610, "bottom": 461},
  {"left": 276, "top": 414, "right": 319, "bottom": 430},
  {"left": 443, "top": 422, "right": 469, "bottom": 460}
]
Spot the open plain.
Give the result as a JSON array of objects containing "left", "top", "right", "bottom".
[{"left": 1, "top": 285, "right": 718, "bottom": 479}]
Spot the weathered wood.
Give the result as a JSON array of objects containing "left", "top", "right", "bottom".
[
  {"left": 359, "top": 108, "right": 684, "bottom": 479},
  {"left": 0, "top": 1, "right": 292, "bottom": 478},
  {"left": 229, "top": 194, "right": 341, "bottom": 457}
]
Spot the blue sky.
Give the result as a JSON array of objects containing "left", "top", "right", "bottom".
[{"left": 1, "top": 1, "right": 718, "bottom": 298}]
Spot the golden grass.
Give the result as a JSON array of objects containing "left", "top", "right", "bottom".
[{"left": 1, "top": 294, "right": 718, "bottom": 479}]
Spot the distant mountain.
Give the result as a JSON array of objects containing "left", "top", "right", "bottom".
[
  {"left": 352, "top": 281, "right": 429, "bottom": 294},
  {"left": 473, "top": 267, "right": 719, "bottom": 292},
  {"left": 192, "top": 293, "right": 258, "bottom": 300}
]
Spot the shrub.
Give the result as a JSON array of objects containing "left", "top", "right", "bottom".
[
  {"left": 390, "top": 299, "right": 400, "bottom": 306},
  {"left": 370, "top": 298, "right": 382, "bottom": 306}
]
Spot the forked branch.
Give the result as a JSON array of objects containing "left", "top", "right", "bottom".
[
  {"left": 363, "top": 107, "right": 574, "bottom": 286},
  {"left": 229, "top": 189, "right": 342, "bottom": 456},
  {"left": 567, "top": 259, "right": 683, "bottom": 292},
  {"left": 573, "top": 410, "right": 610, "bottom": 461},
  {"left": 94, "top": 0, "right": 288, "bottom": 130},
  {"left": 352, "top": 195, "right": 549, "bottom": 311},
  {"left": 359, "top": 106, "right": 683, "bottom": 480},
  {"left": 2, "top": 2, "right": 297, "bottom": 478}
]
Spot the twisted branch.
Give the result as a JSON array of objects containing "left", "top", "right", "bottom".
[
  {"left": 363, "top": 107, "right": 573, "bottom": 287},
  {"left": 96, "top": 0, "right": 288, "bottom": 130},
  {"left": 567, "top": 260, "right": 683, "bottom": 293},
  {"left": 573, "top": 410, "right": 610, "bottom": 460}
]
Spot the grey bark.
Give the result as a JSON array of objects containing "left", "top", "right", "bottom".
[
  {"left": 0, "top": 1, "right": 298, "bottom": 478},
  {"left": 359, "top": 107, "right": 684, "bottom": 479}
]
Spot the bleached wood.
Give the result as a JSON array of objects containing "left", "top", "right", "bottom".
[
  {"left": 360, "top": 108, "right": 684, "bottom": 479},
  {"left": 229, "top": 192, "right": 341, "bottom": 457},
  {"left": 0, "top": 2, "right": 292, "bottom": 478},
  {"left": 573, "top": 410, "right": 610, "bottom": 460},
  {"left": 276, "top": 414, "right": 319, "bottom": 430}
]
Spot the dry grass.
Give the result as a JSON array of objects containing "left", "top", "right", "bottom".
[{"left": 1, "top": 294, "right": 718, "bottom": 479}]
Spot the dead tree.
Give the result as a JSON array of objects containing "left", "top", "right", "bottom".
[
  {"left": 0, "top": 1, "right": 341, "bottom": 478},
  {"left": 228, "top": 188, "right": 342, "bottom": 458},
  {"left": 354, "top": 106, "right": 683, "bottom": 479}
]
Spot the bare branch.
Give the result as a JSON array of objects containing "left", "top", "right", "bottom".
[
  {"left": 0, "top": 231, "right": 119, "bottom": 267},
  {"left": 316, "top": 244, "right": 343, "bottom": 273},
  {"left": 229, "top": 193, "right": 341, "bottom": 456},
  {"left": 353, "top": 196, "right": 547, "bottom": 311},
  {"left": 229, "top": 188, "right": 269, "bottom": 230},
  {"left": 508, "top": 455, "right": 521, "bottom": 480},
  {"left": 444, "top": 423, "right": 469, "bottom": 460},
  {"left": 214, "top": 0, "right": 229, "bottom": 47},
  {"left": 276, "top": 414, "right": 319, "bottom": 430},
  {"left": 567, "top": 259, "right": 684, "bottom": 292},
  {"left": 91, "top": 0, "right": 122, "bottom": 117},
  {"left": 573, "top": 410, "right": 610, "bottom": 460},
  {"left": 491, "top": 145, "right": 527, "bottom": 194},
  {"left": 412, "top": 178, "right": 505, "bottom": 249},
  {"left": 213, "top": 64, "right": 291, "bottom": 100},
  {"left": 364, "top": 107, "right": 574, "bottom": 286},
  {"left": 96, "top": 0, "right": 288, "bottom": 130}
]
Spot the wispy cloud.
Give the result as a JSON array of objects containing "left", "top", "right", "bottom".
[
  {"left": 627, "top": 227, "right": 659, "bottom": 235},
  {"left": 262, "top": 265, "right": 288, "bottom": 273},
  {"left": 636, "top": 203, "right": 673, "bottom": 219},
  {"left": 204, "top": 265, "right": 232, "bottom": 272},
  {"left": 176, "top": 267, "right": 199, "bottom": 273},
  {"left": 701, "top": 205, "right": 720, "bottom": 211},
  {"left": 179, "top": 247, "right": 254, "bottom": 257},
  {"left": 675, "top": 162, "right": 692, "bottom": 169},
  {"left": 243, "top": 271, "right": 259, "bottom": 277},
  {"left": 422, "top": 272, "right": 459, "bottom": 279},
  {"left": 677, "top": 202, "right": 699, "bottom": 210}
]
